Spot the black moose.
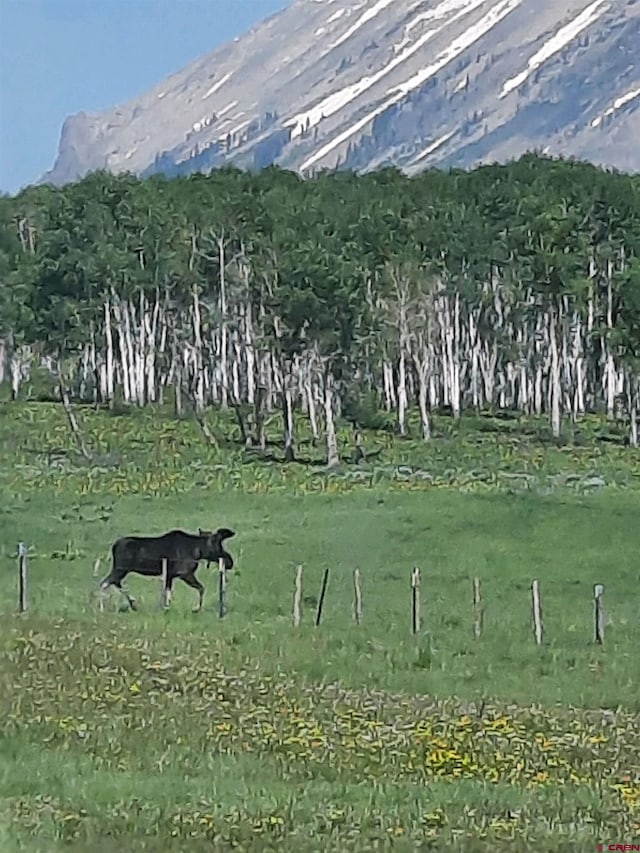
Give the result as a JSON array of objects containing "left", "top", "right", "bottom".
[{"left": 99, "top": 527, "right": 236, "bottom": 611}]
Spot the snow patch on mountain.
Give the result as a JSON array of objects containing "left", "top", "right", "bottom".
[
  {"left": 500, "top": 0, "right": 610, "bottom": 98},
  {"left": 591, "top": 86, "right": 640, "bottom": 127},
  {"left": 202, "top": 73, "right": 232, "bottom": 101},
  {"left": 217, "top": 101, "right": 238, "bottom": 118},
  {"left": 327, "top": 8, "right": 347, "bottom": 24},
  {"left": 410, "top": 130, "right": 457, "bottom": 165},
  {"left": 331, "top": 0, "right": 397, "bottom": 49}
]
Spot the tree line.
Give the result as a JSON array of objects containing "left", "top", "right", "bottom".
[{"left": 1, "top": 153, "right": 640, "bottom": 462}]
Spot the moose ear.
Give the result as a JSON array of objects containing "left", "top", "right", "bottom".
[{"left": 215, "top": 527, "right": 235, "bottom": 541}]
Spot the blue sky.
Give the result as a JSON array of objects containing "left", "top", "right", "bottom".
[{"left": 0, "top": 0, "right": 291, "bottom": 195}]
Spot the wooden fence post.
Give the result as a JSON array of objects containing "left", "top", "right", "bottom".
[
  {"left": 315, "top": 568, "right": 330, "bottom": 627},
  {"left": 531, "top": 579, "right": 543, "bottom": 645},
  {"left": 594, "top": 583, "right": 605, "bottom": 645},
  {"left": 411, "top": 567, "right": 421, "bottom": 635},
  {"left": 18, "top": 542, "right": 28, "bottom": 613},
  {"left": 160, "top": 558, "right": 169, "bottom": 610},
  {"left": 473, "top": 577, "right": 483, "bottom": 639},
  {"left": 293, "top": 565, "right": 303, "bottom": 627},
  {"left": 353, "top": 568, "right": 363, "bottom": 625},
  {"left": 218, "top": 558, "right": 227, "bottom": 618}
]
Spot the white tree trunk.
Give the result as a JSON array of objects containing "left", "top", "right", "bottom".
[
  {"left": 191, "top": 286, "right": 205, "bottom": 411},
  {"left": 479, "top": 340, "right": 497, "bottom": 407},
  {"left": 626, "top": 368, "right": 638, "bottom": 448},
  {"left": 416, "top": 369, "right": 431, "bottom": 440},
  {"left": 382, "top": 358, "right": 396, "bottom": 411},
  {"left": 324, "top": 369, "right": 340, "bottom": 468},
  {"left": 10, "top": 350, "right": 22, "bottom": 400},
  {"left": 451, "top": 293, "right": 462, "bottom": 419},
  {"left": 548, "top": 309, "right": 562, "bottom": 438},
  {"left": 104, "top": 300, "right": 115, "bottom": 404},
  {"left": 0, "top": 338, "right": 6, "bottom": 385},
  {"left": 244, "top": 301, "right": 256, "bottom": 406},
  {"left": 113, "top": 300, "right": 132, "bottom": 403},
  {"left": 144, "top": 298, "right": 160, "bottom": 403},
  {"left": 133, "top": 292, "right": 146, "bottom": 406},
  {"left": 121, "top": 300, "right": 138, "bottom": 405},
  {"left": 469, "top": 312, "right": 481, "bottom": 410},
  {"left": 282, "top": 365, "right": 295, "bottom": 462},
  {"left": 218, "top": 237, "right": 229, "bottom": 409},
  {"left": 304, "top": 351, "right": 319, "bottom": 443},
  {"left": 397, "top": 349, "right": 408, "bottom": 436}
]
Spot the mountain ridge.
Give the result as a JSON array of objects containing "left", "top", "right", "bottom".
[{"left": 42, "top": 0, "right": 640, "bottom": 185}]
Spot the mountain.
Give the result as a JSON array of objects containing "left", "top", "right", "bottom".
[{"left": 42, "top": 0, "right": 640, "bottom": 185}]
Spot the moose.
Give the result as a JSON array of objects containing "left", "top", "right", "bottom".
[{"left": 99, "top": 527, "right": 236, "bottom": 611}]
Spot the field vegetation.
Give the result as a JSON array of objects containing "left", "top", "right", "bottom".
[{"left": 1, "top": 396, "right": 639, "bottom": 850}]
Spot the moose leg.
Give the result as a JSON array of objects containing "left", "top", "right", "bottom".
[
  {"left": 100, "top": 573, "right": 137, "bottom": 611},
  {"left": 181, "top": 574, "right": 205, "bottom": 612},
  {"left": 99, "top": 573, "right": 115, "bottom": 610},
  {"left": 117, "top": 580, "right": 138, "bottom": 611},
  {"left": 164, "top": 575, "right": 175, "bottom": 609}
]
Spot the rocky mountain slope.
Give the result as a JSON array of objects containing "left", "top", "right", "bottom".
[{"left": 42, "top": 0, "right": 640, "bottom": 185}]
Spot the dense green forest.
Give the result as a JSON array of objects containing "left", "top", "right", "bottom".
[{"left": 1, "top": 153, "right": 640, "bottom": 461}]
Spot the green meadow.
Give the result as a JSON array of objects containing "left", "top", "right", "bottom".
[{"left": 0, "top": 399, "right": 638, "bottom": 850}]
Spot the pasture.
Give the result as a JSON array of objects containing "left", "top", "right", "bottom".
[{"left": 1, "top": 398, "right": 639, "bottom": 850}]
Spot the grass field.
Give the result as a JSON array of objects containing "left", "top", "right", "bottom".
[{"left": 0, "top": 397, "right": 639, "bottom": 850}]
